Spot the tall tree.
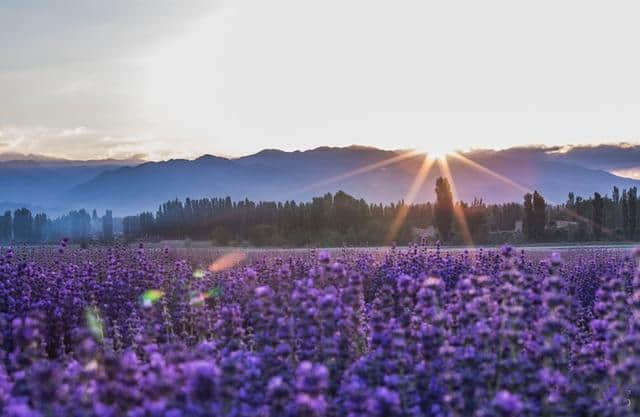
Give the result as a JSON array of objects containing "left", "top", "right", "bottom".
[
  {"left": 622, "top": 189, "right": 629, "bottom": 238},
  {"left": 523, "top": 193, "right": 534, "bottom": 240},
  {"left": 612, "top": 186, "right": 620, "bottom": 230},
  {"left": 463, "top": 198, "right": 488, "bottom": 243},
  {"left": 434, "top": 177, "right": 454, "bottom": 241},
  {"left": 592, "top": 192, "right": 604, "bottom": 239},
  {"left": 13, "top": 208, "right": 33, "bottom": 243},
  {"left": 102, "top": 210, "right": 114, "bottom": 241},
  {"left": 33, "top": 213, "right": 47, "bottom": 243},
  {"left": 629, "top": 187, "right": 637, "bottom": 240},
  {"left": 0, "top": 211, "right": 11, "bottom": 242},
  {"left": 567, "top": 192, "right": 575, "bottom": 209},
  {"left": 532, "top": 191, "right": 546, "bottom": 241}
]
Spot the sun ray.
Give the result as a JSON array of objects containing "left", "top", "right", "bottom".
[
  {"left": 437, "top": 157, "right": 474, "bottom": 246},
  {"left": 449, "top": 152, "right": 613, "bottom": 235},
  {"left": 298, "top": 149, "right": 423, "bottom": 194},
  {"left": 385, "top": 156, "right": 436, "bottom": 243},
  {"left": 557, "top": 206, "right": 613, "bottom": 235},
  {"left": 448, "top": 152, "right": 530, "bottom": 195}
]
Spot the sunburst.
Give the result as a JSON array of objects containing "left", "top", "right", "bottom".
[
  {"left": 299, "top": 149, "right": 424, "bottom": 194},
  {"left": 436, "top": 156, "right": 474, "bottom": 246},
  {"left": 385, "top": 155, "right": 436, "bottom": 243}
]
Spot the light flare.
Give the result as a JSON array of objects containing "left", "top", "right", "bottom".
[
  {"left": 192, "top": 268, "right": 206, "bottom": 278},
  {"left": 448, "top": 152, "right": 530, "bottom": 195},
  {"left": 189, "top": 286, "right": 223, "bottom": 306},
  {"left": 385, "top": 156, "right": 436, "bottom": 243},
  {"left": 84, "top": 307, "right": 104, "bottom": 342},
  {"left": 141, "top": 289, "right": 164, "bottom": 308},
  {"left": 299, "top": 149, "right": 423, "bottom": 193},
  {"left": 208, "top": 251, "right": 247, "bottom": 272},
  {"left": 449, "top": 151, "right": 612, "bottom": 234},
  {"left": 437, "top": 157, "right": 474, "bottom": 246}
]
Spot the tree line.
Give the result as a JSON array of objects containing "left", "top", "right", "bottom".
[
  {"left": 119, "top": 180, "right": 639, "bottom": 246},
  {"left": 1, "top": 179, "right": 638, "bottom": 246},
  {"left": 0, "top": 208, "right": 114, "bottom": 244}
]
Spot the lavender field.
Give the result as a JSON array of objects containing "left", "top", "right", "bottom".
[{"left": 0, "top": 243, "right": 639, "bottom": 417}]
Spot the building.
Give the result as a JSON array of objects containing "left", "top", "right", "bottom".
[
  {"left": 414, "top": 225, "right": 438, "bottom": 240},
  {"left": 555, "top": 220, "right": 579, "bottom": 230},
  {"left": 514, "top": 220, "right": 523, "bottom": 233}
]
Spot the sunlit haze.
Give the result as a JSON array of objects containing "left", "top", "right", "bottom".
[{"left": 3, "top": 1, "right": 640, "bottom": 160}]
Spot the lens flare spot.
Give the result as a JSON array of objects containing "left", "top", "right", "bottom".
[
  {"left": 189, "top": 292, "right": 207, "bottom": 306},
  {"left": 208, "top": 252, "right": 246, "bottom": 272},
  {"left": 85, "top": 307, "right": 104, "bottom": 341},
  {"left": 141, "top": 289, "right": 164, "bottom": 307},
  {"left": 189, "top": 286, "right": 223, "bottom": 306}
]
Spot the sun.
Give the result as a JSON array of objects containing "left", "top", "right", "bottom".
[
  {"left": 416, "top": 143, "right": 457, "bottom": 160},
  {"left": 428, "top": 149, "right": 450, "bottom": 160}
]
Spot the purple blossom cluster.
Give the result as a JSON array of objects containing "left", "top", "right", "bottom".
[{"left": 0, "top": 243, "right": 639, "bottom": 416}]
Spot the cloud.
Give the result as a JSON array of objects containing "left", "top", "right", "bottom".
[
  {"left": 0, "top": 125, "right": 184, "bottom": 161},
  {"left": 610, "top": 167, "right": 640, "bottom": 180},
  {"left": 463, "top": 143, "right": 640, "bottom": 180},
  {"left": 465, "top": 145, "right": 560, "bottom": 161},
  {"left": 466, "top": 143, "right": 640, "bottom": 169},
  {"left": 546, "top": 143, "right": 640, "bottom": 171}
]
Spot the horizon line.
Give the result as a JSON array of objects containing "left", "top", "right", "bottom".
[{"left": 2, "top": 141, "right": 640, "bottom": 163}]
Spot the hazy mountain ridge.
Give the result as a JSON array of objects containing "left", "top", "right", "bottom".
[
  {"left": 0, "top": 151, "right": 144, "bottom": 166},
  {"left": 67, "top": 146, "right": 640, "bottom": 215},
  {"left": 0, "top": 155, "right": 141, "bottom": 214},
  {"left": 2, "top": 145, "right": 640, "bottom": 215}
]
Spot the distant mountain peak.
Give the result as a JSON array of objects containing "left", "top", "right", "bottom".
[
  {"left": 0, "top": 152, "right": 65, "bottom": 162},
  {"left": 252, "top": 149, "right": 287, "bottom": 155},
  {"left": 195, "top": 154, "right": 231, "bottom": 163}
]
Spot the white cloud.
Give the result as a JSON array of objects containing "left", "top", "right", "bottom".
[
  {"left": 0, "top": 125, "right": 189, "bottom": 161},
  {"left": 611, "top": 168, "right": 640, "bottom": 180}
]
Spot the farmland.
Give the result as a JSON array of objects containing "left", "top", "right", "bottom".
[{"left": 0, "top": 243, "right": 639, "bottom": 416}]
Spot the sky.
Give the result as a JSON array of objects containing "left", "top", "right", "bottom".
[{"left": 2, "top": 0, "right": 640, "bottom": 161}]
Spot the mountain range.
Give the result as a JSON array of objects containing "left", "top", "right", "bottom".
[{"left": 1, "top": 145, "right": 640, "bottom": 216}]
